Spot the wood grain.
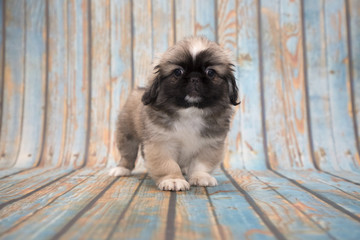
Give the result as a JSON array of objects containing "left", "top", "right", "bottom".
[
  {"left": 261, "top": 0, "right": 313, "bottom": 170},
  {"left": 58, "top": 174, "right": 145, "bottom": 239},
  {"left": 62, "top": 0, "right": 90, "bottom": 168},
  {"left": 175, "top": 0, "right": 195, "bottom": 41},
  {"left": 107, "top": 0, "right": 133, "bottom": 167},
  {"left": 132, "top": 0, "right": 153, "bottom": 87},
  {"left": 0, "top": 168, "right": 96, "bottom": 234},
  {"left": 228, "top": 169, "right": 332, "bottom": 239},
  {"left": 87, "top": 0, "right": 111, "bottom": 167},
  {"left": 15, "top": 0, "right": 46, "bottom": 168},
  {"left": 195, "top": 0, "right": 216, "bottom": 41},
  {"left": 41, "top": 0, "right": 68, "bottom": 167},
  {"left": 0, "top": 0, "right": 25, "bottom": 168},
  {"left": 0, "top": 169, "right": 114, "bottom": 239}
]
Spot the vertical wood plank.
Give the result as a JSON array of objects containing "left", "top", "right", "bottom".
[
  {"left": 174, "top": 0, "right": 195, "bottom": 41},
  {"left": 16, "top": 0, "right": 46, "bottom": 167},
  {"left": 152, "top": 0, "right": 174, "bottom": 54},
  {"left": 41, "top": 0, "right": 68, "bottom": 167},
  {"left": 133, "top": 0, "right": 153, "bottom": 87},
  {"left": 87, "top": 0, "right": 111, "bottom": 167},
  {"left": 62, "top": 0, "right": 90, "bottom": 168},
  {"left": 305, "top": 0, "right": 359, "bottom": 171},
  {"left": 0, "top": 0, "right": 4, "bottom": 139},
  {"left": 107, "top": 0, "right": 133, "bottom": 167},
  {"left": 261, "top": 0, "right": 313, "bottom": 170},
  {"left": 195, "top": 0, "right": 216, "bottom": 41},
  {"left": 0, "top": 0, "right": 25, "bottom": 168},
  {"left": 348, "top": 0, "right": 360, "bottom": 167},
  {"left": 217, "top": 0, "right": 243, "bottom": 169}
]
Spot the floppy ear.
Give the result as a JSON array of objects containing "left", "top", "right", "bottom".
[
  {"left": 141, "top": 71, "right": 161, "bottom": 105},
  {"left": 227, "top": 70, "right": 240, "bottom": 106}
]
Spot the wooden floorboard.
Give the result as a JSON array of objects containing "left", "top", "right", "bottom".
[{"left": 0, "top": 168, "right": 360, "bottom": 240}]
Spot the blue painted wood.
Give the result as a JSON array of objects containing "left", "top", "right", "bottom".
[
  {"left": 349, "top": 0, "right": 360, "bottom": 165},
  {"left": 0, "top": 168, "right": 95, "bottom": 234},
  {"left": 208, "top": 170, "right": 276, "bottom": 239},
  {"left": 132, "top": 0, "right": 153, "bottom": 87},
  {"left": 174, "top": 0, "right": 195, "bottom": 41},
  {"left": 0, "top": 169, "right": 113, "bottom": 239},
  {"left": 107, "top": 0, "right": 133, "bottom": 167},
  {"left": 231, "top": 0, "right": 267, "bottom": 170},
  {"left": 261, "top": 0, "right": 313, "bottom": 170},
  {"left": 253, "top": 170, "right": 360, "bottom": 240},
  {"left": 63, "top": 0, "right": 90, "bottom": 168},
  {"left": 87, "top": 0, "right": 111, "bottom": 167},
  {"left": 55, "top": 174, "right": 145, "bottom": 239},
  {"left": 195, "top": 0, "right": 216, "bottom": 41},
  {"left": 228, "top": 169, "right": 330, "bottom": 238},
  {"left": 0, "top": 0, "right": 25, "bottom": 168},
  {"left": 41, "top": 0, "right": 68, "bottom": 167},
  {"left": 0, "top": 0, "right": 3, "bottom": 140},
  {"left": 324, "top": 0, "right": 359, "bottom": 172},
  {"left": 16, "top": 0, "right": 46, "bottom": 168}
]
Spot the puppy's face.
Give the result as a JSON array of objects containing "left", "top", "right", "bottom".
[{"left": 142, "top": 37, "right": 239, "bottom": 109}]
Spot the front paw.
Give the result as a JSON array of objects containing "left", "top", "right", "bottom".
[
  {"left": 189, "top": 172, "right": 218, "bottom": 186},
  {"left": 109, "top": 167, "right": 131, "bottom": 177},
  {"left": 158, "top": 179, "right": 190, "bottom": 191}
]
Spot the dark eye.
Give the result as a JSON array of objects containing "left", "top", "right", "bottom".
[
  {"left": 174, "top": 68, "right": 184, "bottom": 77},
  {"left": 206, "top": 69, "right": 216, "bottom": 78}
]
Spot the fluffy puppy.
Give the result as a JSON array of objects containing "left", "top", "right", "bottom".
[{"left": 109, "top": 36, "right": 239, "bottom": 191}]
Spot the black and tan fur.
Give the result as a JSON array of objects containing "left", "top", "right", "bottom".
[{"left": 109, "top": 37, "right": 239, "bottom": 191}]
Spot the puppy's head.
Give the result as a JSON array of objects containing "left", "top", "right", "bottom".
[{"left": 142, "top": 36, "right": 239, "bottom": 109}]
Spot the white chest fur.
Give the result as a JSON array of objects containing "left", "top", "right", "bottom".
[{"left": 171, "top": 108, "right": 209, "bottom": 159}]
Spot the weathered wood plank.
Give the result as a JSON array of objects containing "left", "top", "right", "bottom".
[
  {"left": 261, "top": 0, "right": 313, "bottom": 170},
  {"left": 348, "top": 0, "right": 360, "bottom": 166},
  {"left": 0, "top": 169, "right": 115, "bottom": 239},
  {"left": 227, "top": 169, "right": 332, "bottom": 239},
  {"left": 152, "top": 0, "right": 174, "bottom": 54},
  {"left": 107, "top": 177, "right": 170, "bottom": 240},
  {"left": 174, "top": 0, "right": 195, "bottom": 41},
  {"left": 87, "top": 0, "right": 111, "bottom": 167},
  {"left": 228, "top": 0, "right": 267, "bottom": 170},
  {"left": 107, "top": 0, "right": 133, "bottom": 167},
  {"left": 133, "top": 0, "right": 152, "bottom": 87},
  {"left": 54, "top": 174, "right": 145, "bottom": 239},
  {"left": 0, "top": 168, "right": 29, "bottom": 179},
  {"left": 16, "top": 0, "right": 46, "bottom": 168},
  {"left": 62, "top": 0, "right": 90, "bottom": 168},
  {"left": 0, "top": 168, "right": 73, "bottom": 205},
  {"left": 195, "top": 0, "right": 216, "bottom": 41},
  {"left": 305, "top": 0, "right": 359, "bottom": 172},
  {"left": 0, "top": 0, "right": 25, "bottom": 168},
  {"left": 324, "top": 0, "right": 359, "bottom": 172},
  {"left": 0, "top": 167, "right": 53, "bottom": 190},
  {"left": 174, "top": 187, "right": 221, "bottom": 239},
  {"left": 41, "top": 0, "right": 68, "bottom": 167},
  {"left": 278, "top": 170, "right": 360, "bottom": 217},
  {"left": 0, "top": 168, "right": 96, "bottom": 234},
  {"left": 207, "top": 170, "right": 276, "bottom": 240},
  {"left": 253, "top": 170, "right": 360, "bottom": 239},
  {"left": 0, "top": 0, "right": 4, "bottom": 138}
]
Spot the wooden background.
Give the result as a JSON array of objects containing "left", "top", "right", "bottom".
[{"left": 0, "top": 0, "right": 359, "bottom": 174}]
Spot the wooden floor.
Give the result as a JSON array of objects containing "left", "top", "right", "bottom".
[
  {"left": 0, "top": 167, "right": 359, "bottom": 239},
  {"left": 1, "top": 0, "right": 360, "bottom": 239}
]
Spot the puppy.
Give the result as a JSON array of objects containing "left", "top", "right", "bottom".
[{"left": 109, "top": 36, "right": 239, "bottom": 191}]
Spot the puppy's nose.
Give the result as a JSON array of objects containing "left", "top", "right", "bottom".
[{"left": 191, "top": 77, "right": 200, "bottom": 84}]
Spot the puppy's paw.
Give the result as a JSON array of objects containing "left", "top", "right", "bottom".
[
  {"left": 189, "top": 172, "right": 218, "bottom": 187},
  {"left": 158, "top": 179, "right": 190, "bottom": 191},
  {"left": 109, "top": 167, "right": 131, "bottom": 177}
]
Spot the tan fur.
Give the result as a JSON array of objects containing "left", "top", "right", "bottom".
[{"left": 109, "top": 37, "right": 237, "bottom": 191}]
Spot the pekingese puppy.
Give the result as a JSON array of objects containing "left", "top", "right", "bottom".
[{"left": 109, "top": 36, "right": 239, "bottom": 191}]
